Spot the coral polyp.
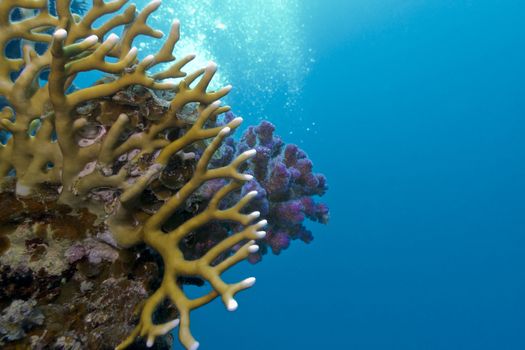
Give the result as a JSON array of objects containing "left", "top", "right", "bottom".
[{"left": 0, "top": 0, "right": 328, "bottom": 348}]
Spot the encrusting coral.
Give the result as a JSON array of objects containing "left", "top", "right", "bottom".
[{"left": 0, "top": 0, "right": 329, "bottom": 349}]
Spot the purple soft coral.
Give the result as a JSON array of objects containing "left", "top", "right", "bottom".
[
  {"left": 236, "top": 119, "right": 329, "bottom": 261},
  {"left": 190, "top": 114, "right": 329, "bottom": 263}
]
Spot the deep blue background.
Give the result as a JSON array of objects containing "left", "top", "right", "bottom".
[{"left": 190, "top": 1, "right": 525, "bottom": 349}]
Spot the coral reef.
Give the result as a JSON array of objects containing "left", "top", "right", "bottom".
[
  {"left": 0, "top": 299, "right": 44, "bottom": 343},
  {"left": 0, "top": 0, "right": 329, "bottom": 349}
]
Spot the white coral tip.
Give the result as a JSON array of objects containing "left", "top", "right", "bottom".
[
  {"left": 219, "top": 127, "right": 231, "bottom": 136},
  {"left": 211, "top": 100, "right": 222, "bottom": 108},
  {"left": 143, "top": 54, "right": 155, "bottom": 65},
  {"left": 255, "top": 231, "right": 267, "bottom": 239},
  {"left": 248, "top": 190, "right": 258, "bottom": 197},
  {"left": 149, "top": 0, "right": 162, "bottom": 7},
  {"left": 224, "top": 84, "right": 233, "bottom": 91},
  {"left": 248, "top": 211, "right": 261, "bottom": 220},
  {"left": 181, "top": 151, "right": 196, "bottom": 160},
  {"left": 207, "top": 61, "right": 218, "bottom": 70},
  {"left": 226, "top": 298, "right": 238, "bottom": 311},
  {"left": 256, "top": 219, "right": 268, "bottom": 228},
  {"left": 242, "top": 277, "right": 257, "bottom": 287},
  {"left": 15, "top": 183, "right": 31, "bottom": 196},
  {"left": 146, "top": 337, "right": 154, "bottom": 347},
  {"left": 129, "top": 47, "right": 138, "bottom": 55},
  {"left": 107, "top": 33, "right": 119, "bottom": 43},
  {"left": 243, "top": 149, "right": 257, "bottom": 157},
  {"left": 85, "top": 35, "right": 98, "bottom": 45},
  {"left": 248, "top": 244, "right": 260, "bottom": 253},
  {"left": 229, "top": 117, "right": 243, "bottom": 128},
  {"left": 54, "top": 29, "right": 67, "bottom": 39},
  {"left": 159, "top": 319, "right": 180, "bottom": 334},
  {"left": 243, "top": 174, "right": 254, "bottom": 181},
  {"left": 189, "top": 342, "right": 200, "bottom": 350}
]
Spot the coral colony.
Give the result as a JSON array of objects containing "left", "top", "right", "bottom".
[{"left": 0, "top": 0, "right": 328, "bottom": 348}]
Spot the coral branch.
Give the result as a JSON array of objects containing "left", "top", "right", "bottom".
[{"left": 116, "top": 124, "right": 266, "bottom": 349}]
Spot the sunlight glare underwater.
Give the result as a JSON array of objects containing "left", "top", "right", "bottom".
[{"left": 134, "top": 0, "right": 311, "bottom": 119}]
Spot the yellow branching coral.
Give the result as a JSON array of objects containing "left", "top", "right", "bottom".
[{"left": 0, "top": 0, "right": 267, "bottom": 348}]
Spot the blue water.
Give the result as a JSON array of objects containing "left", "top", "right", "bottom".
[
  {"left": 183, "top": 1, "right": 525, "bottom": 349},
  {"left": 73, "top": 0, "right": 525, "bottom": 348}
]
